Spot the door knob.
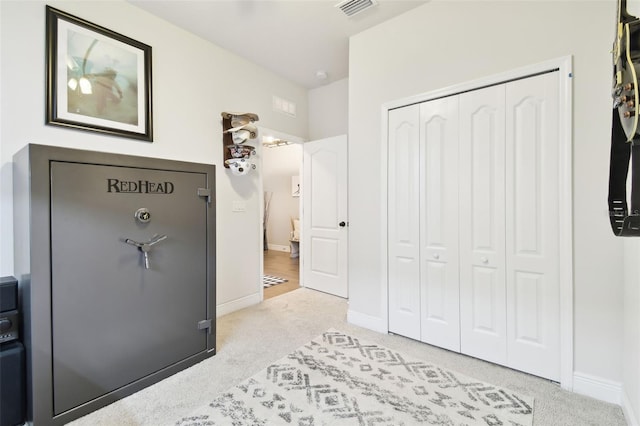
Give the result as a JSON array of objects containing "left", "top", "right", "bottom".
[
  {"left": 481, "top": 257, "right": 489, "bottom": 264},
  {"left": 339, "top": 221, "right": 346, "bottom": 227}
]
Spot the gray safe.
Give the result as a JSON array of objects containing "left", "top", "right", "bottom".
[{"left": 13, "top": 145, "right": 216, "bottom": 425}]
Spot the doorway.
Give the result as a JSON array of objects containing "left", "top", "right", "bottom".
[{"left": 260, "top": 128, "right": 304, "bottom": 300}]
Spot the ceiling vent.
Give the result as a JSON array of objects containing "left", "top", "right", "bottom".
[{"left": 335, "top": 0, "right": 378, "bottom": 17}]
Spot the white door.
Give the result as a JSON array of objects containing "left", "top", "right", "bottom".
[
  {"left": 419, "top": 97, "right": 461, "bottom": 351},
  {"left": 459, "top": 84, "right": 507, "bottom": 365},
  {"left": 387, "top": 105, "right": 421, "bottom": 339},
  {"left": 386, "top": 71, "right": 563, "bottom": 382},
  {"left": 505, "top": 72, "right": 560, "bottom": 381},
  {"left": 302, "top": 135, "right": 348, "bottom": 298}
]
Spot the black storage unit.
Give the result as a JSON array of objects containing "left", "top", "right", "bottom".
[
  {"left": 0, "top": 276, "right": 19, "bottom": 345},
  {"left": 0, "top": 276, "right": 18, "bottom": 313},
  {"left": 0, "top": 276, "right": 25, "bottom": 426},
  {"left": 0, "top": 341, "right": 26, "bottom": 426}
]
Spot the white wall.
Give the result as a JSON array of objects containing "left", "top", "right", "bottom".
[
  {"left": 624, "top": 240, "right": 640, "bottom": 424},
  {"left": 0, "top": 0, "right": 308, "bottom": 314},
  {"left": 262, "top": 143, "right": 302, "bottom": 249},
  {"left": 348, "top": 0, "right": 624, "bottom": 397},
  {"left": 308, "top": 78, "right": 348, "bottom": 140}
]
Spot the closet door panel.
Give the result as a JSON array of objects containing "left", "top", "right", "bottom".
[
  {"left": 505, "top": 72, "right": 560, "bottom": 381},
  {"left": 459, "top": 84, "right": 507, "bottom": 364},
  {"left": 388, "top": 105, "right": 421, "bottom": 340},
  {"left": 419, "top": 96, "right": 460, "bottom": 351},
  {"left": 470, "top": 267, "right": 502, "bottom": 334}
]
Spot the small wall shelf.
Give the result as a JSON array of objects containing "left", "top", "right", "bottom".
[{"left": 221, "top": 112, "right": 259, "bottom": 174}]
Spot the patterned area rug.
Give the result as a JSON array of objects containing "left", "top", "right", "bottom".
[
  {"left": 176, "top": 329, "right": 534, "bottom": 425},
  {"left": 263, "top": 275, "right": 288, "bottom": 288}
]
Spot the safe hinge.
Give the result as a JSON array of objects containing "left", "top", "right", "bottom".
[
  {"left": 197, "top": 319, "right": 212, "bottom": 333},
  {"left": 197, "top": 188, "right": 212, "bottom": 204}
]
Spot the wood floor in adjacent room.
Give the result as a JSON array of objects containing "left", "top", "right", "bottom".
[{"left": 263, "top": 249, "right": 299, "bottom": 300}]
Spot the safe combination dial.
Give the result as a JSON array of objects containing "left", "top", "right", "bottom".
[{"left": 135, "top": 208, "right": 151, "bottom": 223}]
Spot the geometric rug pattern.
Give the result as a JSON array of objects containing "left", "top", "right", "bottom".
[
  {"left": 263, "top": 275, "right": 288, "bottom": 288},
  {"left": 176, "top": 329, "right": 534, "bottom": 425}
]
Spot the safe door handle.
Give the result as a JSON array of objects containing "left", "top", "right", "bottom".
[
  {"left": 125, "top": 234, "right": 167, "bottom": 251},
  {"left": 124, "top": 234, "right": 167, "bottom": 269}
]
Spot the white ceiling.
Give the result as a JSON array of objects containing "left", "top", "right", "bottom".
[{"left": 127, "top": 0, "right": 429, "bottom": 89}]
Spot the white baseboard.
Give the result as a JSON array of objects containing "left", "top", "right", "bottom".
[
  {"left": 622, "top": 389, "right": 639, "bottom": 426},
  {"left": 573, "top": 372, "right": 622, "bottom": 405},
  {"left": 267, "top": 244, "right": 290, "bottom": 252},
  {"left": 347, "top": 309, "right": 388, "bottom": 333},
  {"left": 216, "top": 292, "right": 261, "bottom": 317}
]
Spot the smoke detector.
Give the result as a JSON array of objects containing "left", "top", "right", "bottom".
[{"left": 335, "top": 0, "right": 378, "bottom": 17}]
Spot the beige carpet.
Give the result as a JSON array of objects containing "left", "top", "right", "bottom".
[
  {"left": 177, "top": 329, "right": 533, "bottom": 425},
  {"left": 69, "top": 288, "right": 626, "bottom": 426}
]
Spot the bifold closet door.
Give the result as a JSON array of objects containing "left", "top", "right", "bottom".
[
  {"left": 505, "top": 72, "right": 560, "bottom": 381},
  {"left": 419, "top": 97, "right": 461, "bottom": 352},
  {"left": 458, "top": 73, "right": 561, "bottom": 380},
  {"left": 388, "top": 104, "right": 421, "bottom": 340},
  {"left": 388, "top": 71, "right": 562, "bottom": 381},
  {"left": 459, "top": 84, "right": 507, "bottom": 365}
]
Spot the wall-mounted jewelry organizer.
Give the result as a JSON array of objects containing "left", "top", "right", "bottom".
[{"left": 221, "top": 112, "right": 259, "bottom": 176}]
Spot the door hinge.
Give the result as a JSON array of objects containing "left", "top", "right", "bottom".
[
  {"left": 197, "top": 188, "right": 212, "bottom": 204},
  {"left": 197, "top": 319, "right": 212, "bottom": 333}
]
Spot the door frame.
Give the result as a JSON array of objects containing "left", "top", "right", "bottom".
[{"left": 379, "top": 56, "right": 574, "bottom": 390}]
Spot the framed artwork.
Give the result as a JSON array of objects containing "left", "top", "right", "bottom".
[{"left": 46, "top": 6, "right": 153, "bottom": 141}]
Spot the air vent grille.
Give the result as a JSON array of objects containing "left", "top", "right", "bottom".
[{"left": 335, "top": 0, "right": 378, "bottom": 17}]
